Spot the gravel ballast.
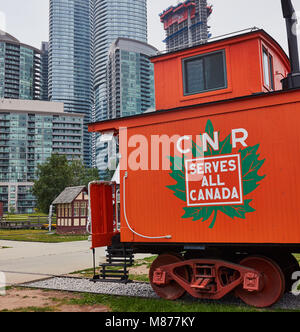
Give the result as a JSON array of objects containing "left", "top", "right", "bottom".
[
  {"left": 23, "top": 277, "right": 158, "bottom": 299},
  {"left": 22, "top": 276, "right": 300, "bottom": 310}
]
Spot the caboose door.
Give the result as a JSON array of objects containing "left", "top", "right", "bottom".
[{"left": 89, "top": 182, "right": 119, "bottom": 249}]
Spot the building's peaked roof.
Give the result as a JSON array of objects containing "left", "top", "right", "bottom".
[{"left": 52, "top": 186, "right": 87, "bottom": 205}]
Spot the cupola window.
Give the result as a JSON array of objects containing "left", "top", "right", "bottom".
[{"left": 183, "top": 50, "right": 227, "bottom": 95}]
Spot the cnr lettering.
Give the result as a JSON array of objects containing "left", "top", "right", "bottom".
[{"left": 177, "top": 128, "right": 248, "bottom": 154}]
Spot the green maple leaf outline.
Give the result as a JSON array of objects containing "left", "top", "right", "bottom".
[{"left": 167, "top": 119, "right": 266, "bottom": 229}]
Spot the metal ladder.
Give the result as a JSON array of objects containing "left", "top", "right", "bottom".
[{"left": 92, "top": 245, "right": 134, "bottom": 284}]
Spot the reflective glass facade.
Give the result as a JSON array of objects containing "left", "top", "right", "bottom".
[
  {"left": 0, "top": 33, "right": 41, "bottom": 100},
  {"left": 0, "top": 43, "right": 4, "bottom": 98},
  {"left": 0, "top": 104, "right": 84, "bottom": 214},
  {"left": 97, "top": 39, "right": 156, "bottom": 175},
  {"left": 19, "top": 47, "right": 35, "bottom": 99},
  {"left": 41, "top": 42, "right": 49, "bottom": 101},
  {"left": 93, "top": 0, "right": 148, "bottom": 122},
  {"left": 107, "top": 39, "right": 156, "bottom": 119},
  {"left": 49, "top": 0, "right": 93, "bottom": 167},
  {"left": 93, "top": 0, "right": 148, "bottom": 171},
  {"left": 0, "top": 113, "right": 53, "bottom": 184}
]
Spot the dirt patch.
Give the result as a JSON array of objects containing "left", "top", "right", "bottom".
[
  {"left": 128, "top": 265, "right": 149, "bottom": 276},
  {"left": 58, "top": 305, "right": 109, "bottom": 312},
  {"left": 0, "top": 288, "right": 110, "bottom": 312}
]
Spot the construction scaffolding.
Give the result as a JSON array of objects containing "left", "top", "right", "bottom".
[{"left": 160, "top": 0, "right": 213, "bottom": 52}]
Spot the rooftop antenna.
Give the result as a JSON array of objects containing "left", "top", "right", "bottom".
[{"left": 281, "top": 0, "right": 300, "bottom": 89}]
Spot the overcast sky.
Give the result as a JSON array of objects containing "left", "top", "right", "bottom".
[{"left": 0, "top": 0, "right": 300, "bottom": 54}]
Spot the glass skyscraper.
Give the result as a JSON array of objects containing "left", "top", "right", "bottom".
[
  {"left": 49, "top": 0, "right": 93, "bottom": 167},
  {"left": 107, "top": 38, "right": 157, "bottom": 119},
  {"left": 93, "top": 0, "right": 147, "bottom": 122},
  {"left": 92, "top": 0, "right": 148, "bottom": 171},
  {"left": 48, "top": 0, "right": 150, "bottom": 170},
  {"left": 0, "top": 31, "right": 41, "bottom": 100}
]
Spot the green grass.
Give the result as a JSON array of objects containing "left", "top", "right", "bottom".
[
  {"left": 62, "top": 293, "right": 299, "bottom": 312},
  {"left": 0, "top": 230, "right": 88, "bottom": 243},
  {"left": 63, "top": 252, "right": 300, "bottom": 312},
  {"left": 129, "top": 274, "right": 149, "bottom": 282},
  {"left": 134, "top": 256, "right": 157, "bottom": 267},
  {"left": 3, "top": 287, "right": 299, "bottom": 313},
  {"left": 4, "top": 289, "right": 300, "bottom": 312},
  {"left": 70, "top": 267, "right": 95, "bottom": 277}
]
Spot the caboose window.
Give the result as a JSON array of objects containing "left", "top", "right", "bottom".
[
  {"left": 183, "top": 50, "right": 227, "bottom": 95},
  {"left": 263, "top": 48, "right": 275, "bottom": 90}
]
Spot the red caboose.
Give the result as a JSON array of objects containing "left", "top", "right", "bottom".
[{"left": 88, "top": 3, "right": 300, "bottom": 308}]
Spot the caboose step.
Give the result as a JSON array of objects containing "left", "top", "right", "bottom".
[
  {"left": 107, "top": 248, "right": 134, "bottom": 252},
  {"left": 92, "top": 244, "right": 135, "bottom": 283},
  {"left": 100, "top": 263, "right": 129, "bottom": 267},
  {"left": 105, "top": 259, "right": 134, "bottom": 264},
  {"left": 100, "top": 274, "right": 129, "bottom": 279},
  {"left": 100, "top": 269, "right": 129, "bottom": 274},
  {"left": 91, "top": 275, "right": 132, "bottom": 284},
  {"left": 106, "top": 254, "right": 134, "bottom": 259}
]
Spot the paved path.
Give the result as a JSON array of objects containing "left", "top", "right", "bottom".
[{"left": 0, "top": 240, "right": 106, "bottom": 285}]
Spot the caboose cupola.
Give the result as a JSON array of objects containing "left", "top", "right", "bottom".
[{"left": 151, "top": 29, "right": 290, "bottom": 111}]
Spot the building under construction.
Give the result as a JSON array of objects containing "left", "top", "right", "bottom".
[{"left": 160, "top": 0, "right": 212, "bottom": 52}]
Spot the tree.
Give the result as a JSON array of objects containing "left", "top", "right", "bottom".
[
  {"left": 103, "top": 168, "right": 115, "bottom": 181},
  {"left": 69, "top": 160, "right": 100, "bottom": 187},
  {"left": 32, "top": 154, "right": 99, "bottom": 213}
]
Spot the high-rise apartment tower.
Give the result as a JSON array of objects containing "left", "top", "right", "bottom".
[
  {"left": 49, "top": 0, "right": 93, "bottom": 167},
  {"left": 93, "top": 0, "right": 148, "bottom": 122},
  {"left": 0, "top": 99, "right": 84, "bottom": 213},
  {"left": 107, "top": 38, "right": 157, "bottom": 119},
  {"left": 92, "top": 0, "right": 148, "bottom": 171},
  {"left": 0, "top": 31, "right": 41, "bottom": 100}
]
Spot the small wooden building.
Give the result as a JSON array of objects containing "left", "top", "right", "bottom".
[{"left": 53, "top": 186, "right": 89, "bottom": 234}]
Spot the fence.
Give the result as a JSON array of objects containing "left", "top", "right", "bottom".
[{"left": 0, "top": 216, "right": 54, "bottom": 230}]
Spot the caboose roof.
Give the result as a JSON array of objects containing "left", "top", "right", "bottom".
[
  {"left": 88, "top": 88, "right": 300, "bottom": 134},
  {"left": 150, "top": 29, "right": 288, "bottom": 63}
]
